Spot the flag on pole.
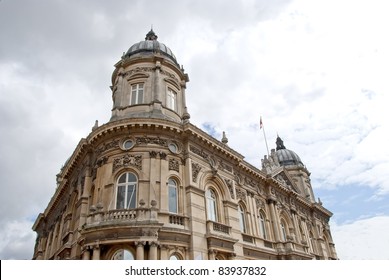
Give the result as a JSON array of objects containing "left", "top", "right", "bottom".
[{"left": 260, "top": 116, "right": 263, "bottom": 129}]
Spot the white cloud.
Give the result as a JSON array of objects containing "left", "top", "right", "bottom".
[
  {"left": 0, "top": 220, "right": 35, "bottom": 260},
  {"left": 331, "top": 216, "right": 389, "bottom": 260},
  {"left": 1, "top": 0, "right": 389, "bottom": 259}
]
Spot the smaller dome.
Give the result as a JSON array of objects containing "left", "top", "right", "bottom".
[
  {"left": 123, "top": 29, "right": 178, "bottom": 65},
  {"left": 275, "top": 136, "right": 304, "bottom": 167}
]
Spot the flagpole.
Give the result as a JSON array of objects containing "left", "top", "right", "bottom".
[{"left": 260, "top": 116, "right": 270, "bottom": 157}]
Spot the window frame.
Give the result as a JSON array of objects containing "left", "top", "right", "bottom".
[
  {"left": 115, "top": 172, "right": 138, "bottom": 209},
  {"left": 259, "top": 211, "right": 267, "bottom": 239},
  {"left": 130, "top": 83, "right": 144, "bottom": 105},
  {"left": 166, "top": 87, "right": 177, "bottom": 111},
  {"left": 238, "top": 204, "right": 247, "bottom": 233},
  {"left": 168, "top": 178, "right": 178, "bottom": 213},
  {"left": 206, "top": 188, "right": 218, "bottom": 222}
]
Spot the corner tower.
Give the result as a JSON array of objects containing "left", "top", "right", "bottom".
[
  {"left": 262, "top": 136, "right": 316, "bottom": 203},
  {"left": 110, "top": 29, "right": 190, "bottom": 123}
]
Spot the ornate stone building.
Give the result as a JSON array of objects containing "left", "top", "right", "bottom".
[{"left": 32, "top": 30, "right": 337, "bottom": 260}]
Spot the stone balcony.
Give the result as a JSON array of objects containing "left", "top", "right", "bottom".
[
  {"left": 206, "top": 220, "right": 231, "bottom": 236},
  {"left": 85, "top": 206, "right": 158, "bottom": 229}
]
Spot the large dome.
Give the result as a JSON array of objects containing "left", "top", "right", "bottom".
[
  {"left": 123, "top": 29, "right": 178, "bottom": 65},
  {"left": 275, "top": 136, "right": 304, "bottom": 167}
]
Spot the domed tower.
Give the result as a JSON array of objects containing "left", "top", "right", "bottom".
[
  {"left": 110, "top": 29, "right": 190, "bottom": 123},
  {"left": 262, "top": 136, "right": 316, "bottom": 203}
]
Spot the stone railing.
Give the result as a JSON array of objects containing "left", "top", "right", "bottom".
[
  {"left": 86, "top": 206, "right": 158, "bottom": 227},
  {"left": 242, "top": 233, "right": 254, "bottom": 244},
  {"left": 206, "top": 220, "right": 231, "bottom": 235},
  {"left": 169, "top": 214, "right": 185, "bottom": 226}
]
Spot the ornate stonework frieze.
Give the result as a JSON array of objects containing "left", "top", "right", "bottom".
[
  {"left": 136, "top": 136, "right": 168, "bottom": 147},
  {"left": 219, "top": 160, "right": 233, "bottom": 173},
  {"left": 189, "top": 145, "right": 209, "bottom": 159},
  {"left": 169, "top": 158, "right": 180, "bottom": 172},
  {"left": 191, "top": 162, "right": 202, "bottom": 182},
  {"left": 96, "top": 139, "right": 120, "bottom": 156},
  {"left": 122, "top": 67, "right": 154, "bottom": 78},
  {"left": 113, "top": 154, "right": 142, "bottom": 172}
]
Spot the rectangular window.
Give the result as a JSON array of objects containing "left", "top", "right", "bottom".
[
  {"left": 166, "top": 88, "right": 177, "bottom": 111},
  {"left": 130, "top": 83, "right": 144, "bottom": 105}
]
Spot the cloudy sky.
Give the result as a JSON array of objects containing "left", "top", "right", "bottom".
[{"left": 1, "top": 0, "right": 388, "bottom": 260}]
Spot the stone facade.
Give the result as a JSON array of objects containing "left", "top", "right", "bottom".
[{"left": 32, "top": 30, "right": 337, "bottom": 260}]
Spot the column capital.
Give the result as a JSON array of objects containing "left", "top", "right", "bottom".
[{"left": 135, "top": 241, "right": 146, "bottom": 247}]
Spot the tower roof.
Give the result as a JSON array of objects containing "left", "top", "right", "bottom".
[
  {"left": 123, "top": 29, "right": 178, "bottom": 65},
  {"left": 275, "top": 136, "right": 304, "bottom": 167}
]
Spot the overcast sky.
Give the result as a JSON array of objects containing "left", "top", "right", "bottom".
[{"left": 1, "top": 0, "right": 388, "bottom": 260}]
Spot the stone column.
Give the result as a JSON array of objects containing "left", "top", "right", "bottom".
[
  {"left": 160, "top": 245, "right": 168, "bottom": 260},
  {"left": 291, "top": 211, "right": 300, "bottom": 242},
  {"left": 135, "top": 241, "right": 145, "bottom": 260},
  {"left": 268, "top": 199, "right": 281, "bottom": 242},
  {"left": 149, "top": 241, "right": 158, "bottom": 260},
  {"left": 92, "top": 245, "right": 100, "bottom": 260},
  {"left": 208, "top": 249, "right": 216, "bottom": 260},
  {"left": 82, "top": 247, "right": 91, "bottom": 260}
]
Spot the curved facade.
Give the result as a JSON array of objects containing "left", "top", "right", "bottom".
[{"left": 32, "top": 30, "right": 337, "bottom": 260}]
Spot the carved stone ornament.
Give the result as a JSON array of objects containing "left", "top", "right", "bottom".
[
  {"left": 113, "top": 154, "right": 142, "bottom": 172},
  {"left": 123, "top": 67, "right": 154, "bottom": 77},
  {"left": 189, "top": 145, "right": 209, "bottom": 159},
  {"left": 96, "top": 140, "right": 120, "bottom": 157},
  {"left": 224, "top": 179, "right": 234, "bottom": 199},
  {"left": 236, "top": 187, "right": 246, "bottom": 201},
  {"left": 255, "top": 198, "right": 264, "bottom": 209},
  {"left": 169, "top": 158, "right": 180, "bottom": 172},
  {"left": 191, "top": 162, "right": 202, "bottom": 183},
  {"left": 160, "top": 69, "right": 179, "bottom": 83},
  {"left": 136, "top": 136, "right": 168, "bottom": 147}
]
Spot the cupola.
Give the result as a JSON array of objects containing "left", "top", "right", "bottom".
[{"left": 110, "top": 29, "right": 190, "bottom": 123}]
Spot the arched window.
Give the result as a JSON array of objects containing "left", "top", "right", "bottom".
[
  {"left": 116, "top": 172, "right": 137, "bottom": 209},
  {"left": 112, "top": 249, "right": 134, "bottom": 260},
  {"left": 280, "top": 219, "right": 287, "bottom": 241},
  {"left": 169, "top": 254, "right": 181, "bottom": 260},
  {"left": 206, "top": 189, "right": 217, "bottom": 222},
  {"left": 168, "top": 178, "right": 178, "bottom": 213},
  {"left": 259, "top": 211, "right": 267, "bottom": 239},
  {"left": 238, "top": 205, "right": 246, "bottom": 233}
]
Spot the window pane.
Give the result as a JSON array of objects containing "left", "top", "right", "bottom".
[
  {"left": 169, "top": 185, "right": 177, "bottom": 213},
  {"left": 206, "top": 190, "right": 217, "bottom": 222},
  {"left": 131, "top": 89, "right": 137, "bottom": 105},
  {"left": 118, "top": 174, "right": 126, "bottom": 184},
  {"left": 138, "top": 90, "right": 143, "bottom": 104},
  {"left": 259, "top": 213, "right": 267, "bottom": 239},
  {"left": 127, "top": 184, "right": 136, "bottom": 209},
  {"left": 112, "top": 249, "right": 134, "bottom": 260},
  {"left": 116, "top": 185, "right": 125, "bottom": 209},
  {"left": 128, "top": 173, "right": 137, "bottom": 183},
  {"left": 239, "top": 206, "right": 246, "bottom": 233}
]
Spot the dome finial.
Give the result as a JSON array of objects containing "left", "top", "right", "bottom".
[
  {"left": 276, "top": 135, "right": 286, "bottom": 151},
  {"left": 145, "top": 28, "right": 158, "bottom": 41}
]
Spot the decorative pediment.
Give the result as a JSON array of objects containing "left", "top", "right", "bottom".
[
  {"left": 272, "top": 170, "right": 300, "bottom": 194},
  {"left": 127, "top": 72, "right": 150, "bottom": 81}
]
